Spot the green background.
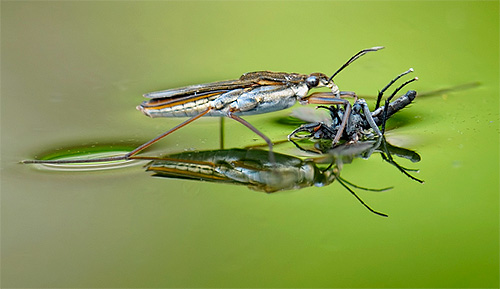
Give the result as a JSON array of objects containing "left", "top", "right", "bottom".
[{"left": 1, "top": 1, "right": 498, "bottom": 288}]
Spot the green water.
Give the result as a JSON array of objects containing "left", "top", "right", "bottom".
[{"left": 2, "top": 1, "right": 498, "bottom": 288}]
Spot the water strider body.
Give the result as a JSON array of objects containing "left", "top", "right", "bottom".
[{"left": 24, "top": 47, "right": 385, "bottom": 164}]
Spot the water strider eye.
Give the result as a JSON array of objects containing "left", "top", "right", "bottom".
[{"left": 306, "top": 75, "right": 319, "bottom": 87}]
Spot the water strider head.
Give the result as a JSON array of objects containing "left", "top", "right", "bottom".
[
  {"left": 304, "top": 46, "right": 385, "bottom": 96},
  {"left": 304, "top": 72, "right": 339, "bottom": 95}
]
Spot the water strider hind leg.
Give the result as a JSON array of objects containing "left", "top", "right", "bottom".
[{"left": 22, "top": 108, "right": 213, "bottom": 164}]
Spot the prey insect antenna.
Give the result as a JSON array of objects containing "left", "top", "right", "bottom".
[
  {"left": 336, "top": 177, "right": 389, "bottom": 217},
  {"left": 328, "top": 46, "right": 384, "bottom": 82},
  {"left": 381, "top": 77, "right": 418, "bottom": 134},
  {"left": 375, "top": 68, "right": 414, "bottom": 109}
]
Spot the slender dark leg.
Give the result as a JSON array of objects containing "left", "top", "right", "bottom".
[
  {"left": 358, "top": 99, "right": 382, "bottom": 136},
  {"left": 371, "top": 90, "right": 417, "bottom": 126},
  {"left": 379, "top": 137, "right": 424, "bottom": 183},
  {"left": 22, "top": 108, "right": 213, "bottom": 164},
  {"left": 227, "top": 112, "right": 276, "bottom": 163},
  {"left": 381, "top": 78, "right": 418, "bottom": 134},
  {"left": 336, "top": 177, "right": 389, "bottom": 217},
  {"left": 306, "top": 92, "right": 352, "bottom": 144},
  {"left": 375, "top": 68, "right": 414, "bottom": 109},
  {"left": 219, "top": 117, "right": 225, "bottom": 150},
  {"left": 317, "top": 105, "right": 342, "bottom": 124},
  {"left": 338, "top": 176, "right": 393, "bottom": 192}
]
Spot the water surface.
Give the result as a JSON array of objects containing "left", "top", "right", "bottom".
[{"left": 2, "top": 1, "right": 498, "bottom": 287}]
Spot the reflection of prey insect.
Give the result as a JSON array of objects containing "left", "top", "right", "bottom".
[
  {"left": 142, "top": 139, "right": 420, "bottom": 217},
  {"left": 288, "top": 69, "right": 418, "bottom": 146},
  {"left": 24, "top": 47, "right": 384, "bottom": 164}
]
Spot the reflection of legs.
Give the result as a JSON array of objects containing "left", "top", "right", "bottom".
[
  {"left": 379, "top": 137, "right": 424, "bottom": 183},
  {"left": 336, "top": 176, "right": 389, "bottom": 217},
  {"left": 227, "top": 112, "right": 276, "bottom": 163},
  {"left": 219, "top": 117, "right": 225, "bottom": 150}
]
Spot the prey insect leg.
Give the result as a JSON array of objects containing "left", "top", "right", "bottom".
[
  {"left": 381, "top": 77, "right": 418, "bottom": 134},
  {"left": 375, "top": 68, "right": 414, "bottom": 109},
  {"left": 305, "top": 92, "right": 352, "bottom": 144},
  {"left": 357, "top": 99, "right": 382, "bottom": 137}
]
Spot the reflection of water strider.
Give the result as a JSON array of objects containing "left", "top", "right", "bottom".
[{"left": 144, "top": 137, "right": 422, "bottom": 217}]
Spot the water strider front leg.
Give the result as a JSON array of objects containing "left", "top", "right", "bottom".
[{"left": 303, "top": 92, "right": 353, "bottom": 144}]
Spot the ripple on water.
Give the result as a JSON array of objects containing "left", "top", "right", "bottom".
[{"left": 26, "top": 146, "right": 149, "bottom": 172}]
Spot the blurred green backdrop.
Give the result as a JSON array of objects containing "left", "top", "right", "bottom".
[{"left": 1, "top": 1, "right": 498, "bottom": 288}]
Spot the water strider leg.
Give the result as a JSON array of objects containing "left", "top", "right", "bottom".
[
  {"left": 219, "top": 117, "right": 225, "bottom": 150},
  {"left": 227, "top": 111, "right": 276, "bottom": 163},
  {"left": 126, "top": 108, "right": 212, "bottom": 158},
  {"left": 22, "top": 108, "right": 213, "bottom": 164}
]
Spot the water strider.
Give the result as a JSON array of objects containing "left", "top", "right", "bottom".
[{"left": 23, "top": 47, "right": 385, "bottom": 164}]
